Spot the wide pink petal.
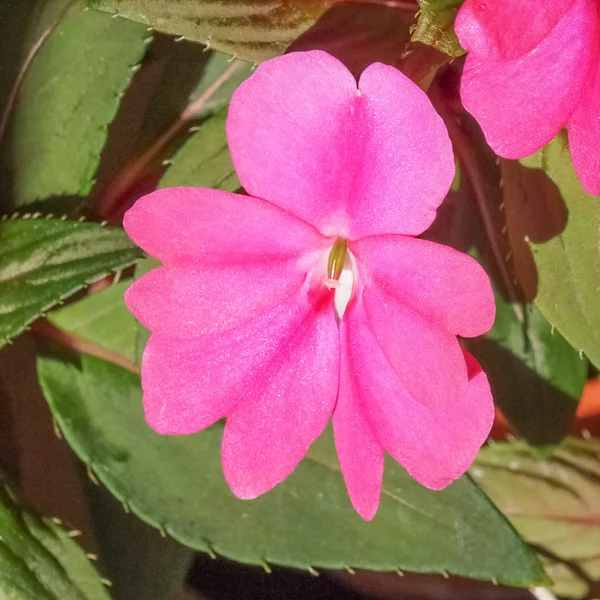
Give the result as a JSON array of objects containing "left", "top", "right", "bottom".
[
  {"left": 125, "top": 258, "right": 312, "bottom": 337},
  {"left": 227, "top": 51, "right": 454, "bottom": 239},
  {"left": 344, "top": 301, "right": 494, "bottom": 490},
  {"left": 459, "top": 0, "right": 597, "bottom": 158},
  {"left": 221, "top": 287, "right": 340, "bottom": 499},
  {"left": 352, "top": 236, "right": 495, "bottom": 338},
  {"left": 226, "top": 50, "right": 357, "bottom": 236},
  {"left": 568, "top": 52, "right": 600, "bottom": 195},
  {"left": 141, "top": 284, "right": 337, "bottom": 437},
  {"left": 359, "top": 282, "right": 467, "bottom": 411},
  {"left": 456, "top": 0, "right": 573, "bottom": 60},
  {"left": 348, "top": 63, "right": 455, "bottom": 238},
  {"left": 333, "top": 323, "right": 384, "bottom": 521},
  {"left": 123, "top": 187, "right": 328, "bottom": 265}
]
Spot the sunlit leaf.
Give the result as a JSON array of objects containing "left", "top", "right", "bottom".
[{"left": 474, "top": 438, "right": 600, "bottom": 598}]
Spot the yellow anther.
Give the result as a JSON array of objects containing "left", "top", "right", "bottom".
[{"left": 327, "top": 238, "right": 348, "bottom": 282}]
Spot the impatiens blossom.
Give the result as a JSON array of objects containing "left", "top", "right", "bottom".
[
  {"left": 123, "top": 50, "right": 496, "bottom": 520},
  {"left": 456, "top": 0, "right": 600, "bottom": 194}
]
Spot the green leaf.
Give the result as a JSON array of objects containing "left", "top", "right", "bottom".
[
  {"left": 88, "top": 484, "right": 193, "bottom": 600},
  {"left": 0, "top": 7, "right": 149, "bottom": 210},
  {"left": 466, "top": 292, "right": 586, "bottom": 445},
  {"left": 48, "top": 281, "right": 139, "bottom": 362},
  {"left": 159, "top": 107, "right": 239, "bottom": 191},
  {"left": 0, "top": 483, "right": 110, "bottom": 599},
  {"left": 412, "top": 0, "right": 465, "bottom": 57},
  {"left": 520, "top": 134, "right": 600, "bottom": 369},
  {"left": 0, "top": 217, "right": 142, "bottom": 347},
  {"left": 88, "top": 0, "right": 336, "bottom": 63},
  {"left": 474, "top": 438, "right": 600, "bottom": 598},
  {"left": 38, "top": 351, "right": 547, "bottom": 586},
  {"left": 0, "top": 0, "right": 73, "bottom": 116},
  {"left": 188, "top": 51, "right": 254, "bottom": 117}
]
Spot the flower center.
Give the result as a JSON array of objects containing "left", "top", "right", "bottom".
[
  {"left": 326, "top": 238, "right": 348, "bottom": 285},
  {"left": 324, "top": 238, "right": 354, "bottom": 319}
]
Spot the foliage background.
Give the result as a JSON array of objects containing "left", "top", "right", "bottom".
[{"left": 1, "top": 0, "right": 599, "bottom": 598}]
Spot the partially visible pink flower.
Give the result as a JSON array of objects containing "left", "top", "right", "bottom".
[
  {"left": 456, "top": 0, "right": 600, "bottom": 194},
  {"left": 124, "top": 51, "right": 495, "bottom": 520}
]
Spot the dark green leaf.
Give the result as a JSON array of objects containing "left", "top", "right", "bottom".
[
  {"left": 88, "top": 0, "right": 337, "bottom": 63},
  {"left": 39, "top": 352, "right": 546, "bottom": 586},
  {"left": 88, "top": 484, "right": 193, "bottom": 600},
  {"left": 520, "top": 134, "right": 600, "bottom": 369},
  {"left": 0, "top": 484, "right": 110, "bottom": 599},
  {"left": 0, "top": 217, "right": 142, "bottom": 347},
  {"left": 413, "top": 0, "right": 465, "bottom": 57},
  {"left": 0, "top": 7, "right": 149, "bottom": 210},
  {"left": 474, "top": 438, "right": 600, "bottom": 598}
]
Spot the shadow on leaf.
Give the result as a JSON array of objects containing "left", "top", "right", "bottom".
[{"left": 467, "top": 337, "right": 579, "bottom": 445}]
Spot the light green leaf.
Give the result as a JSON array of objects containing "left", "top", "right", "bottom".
[
  {"left": 413, "top": 0, "right": 465, "bottom": 57},
  {"left": 520, "top": 134, "right": 600, "bottom": 369},
  {"left": 0, "top": 217, "right": 142, "bottom": 347},
  {"left": 0, "top": 6, "right": 149, "bottom": 210},
  {"left": 159, "top": 107, "right": 239, "bottom": 191},
  {"left": 88, "top": 0, "right": 336, "bottom": 63},
  {"left": 474, "top": 438, "right": 600, "bottom": 598},
  {"left": 466, "top": 291, "right": 586, "bottom": 445},
  {"left": 49, "top": 281, "right": 139, "bottom": 362},
  {"left": 38, "top": 352, "right": 546, "bottom": 586},
  {"left": 0, "top": 484, "right": 110, "bottom": 599}
]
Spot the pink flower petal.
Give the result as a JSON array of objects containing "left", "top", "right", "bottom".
[
  {"left": 227, "top": 51, "right": 454, "bottom": 238},
  {"left": 125, "top": 260, "right": 313, "bottom": 337},
  {"left": 568, "top": 51, "right": 600, "bottom": 195},
  {"left": 352, "top": 236, "right": 495, "bottom": 338},
  {"left": 221, "top": 287, "right": 340, "bottom": 499},
  {"left": 333, "top": 320, "right": 384, "bottom": 521},
  {"left": 141, "top": 284, "right": 337, "bottom": 437},
  {"left": 349, "top": 62, "right": 455, "bottom": 238},
  {"left": 456, "top": 0, "right": 573, "bottom": 60},
  {"left": 358, "top": 282, "right": 468, "bottom": 411},
  {"left": 226, "top": 51, "right": 358, "bottom": 236},
  {"left": 458, "top": 0, "right": 597, "bottom": 158},
  {"left": 123, "top": 187, "right": 327, "bottom": 265},
  {"left": 344, "top": 302, "right": 494, "bottom": 490}
]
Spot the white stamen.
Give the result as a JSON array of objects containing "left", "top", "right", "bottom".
[{"left": 334, "top": 264, "right": 354, "bottom": 319}]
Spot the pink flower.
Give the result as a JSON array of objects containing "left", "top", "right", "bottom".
[
  {"left": 123, "top": 51, "right": 495, "bottom": 520},
  {"left": 456, "top": 0, "right": 600, "bottom": 194}
]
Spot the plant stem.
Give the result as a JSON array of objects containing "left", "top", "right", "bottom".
[{"left": 31, "top": 319, "right": 140, "bottom": 374}]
